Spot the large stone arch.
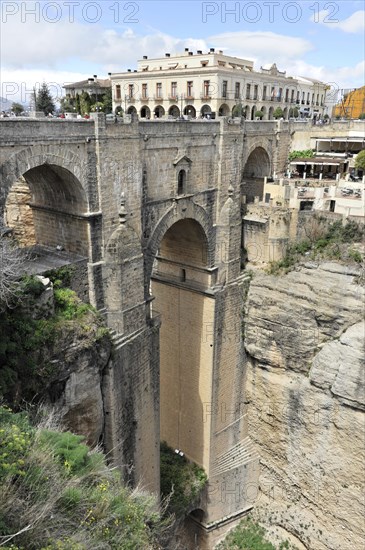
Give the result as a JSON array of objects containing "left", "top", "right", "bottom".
[
  {"left": 144, "top": 199, "right": 214, "bottom": 296},
  {"left": 242, "top": 144, "right": 271, "bottom": 179},
  {"left": 0, "top": 146, "right": 91, "bottom": 254},
  {"left": 0, "top": 145, "right": 90, "bottom": 213}
]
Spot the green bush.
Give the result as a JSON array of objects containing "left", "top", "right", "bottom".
[
  {"left": 160, "top": 441, "right": 207, "bottom": 517},
  {"left": 54, "top": 288, "right": 93, "bottom": 320},
  {"left": 0, "top": 408, "right": 170, "bottom": 549},
  {"left": 217, "top": 517, "right": 276, "bottom": 549}
]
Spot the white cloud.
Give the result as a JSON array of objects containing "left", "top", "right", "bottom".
[
  {"left": 310, "top": 9, "right": 365, "bottom": 33},
  {"left": 206, "top": 31, "right": 313, "bottom": 67}
]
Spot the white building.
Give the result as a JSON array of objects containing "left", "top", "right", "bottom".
[{"left": 111, "top": 48, "right": 328, "bottom": 120}]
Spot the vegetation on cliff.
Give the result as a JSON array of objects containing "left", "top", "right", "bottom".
[
  {"left": 268, "top": 219, "right": 364, "bottom": 275},
  {"left": 160, "top": 442, "right": 207, "bottom": 517},
  {"left": 0, "top": 273, "right": 110, "bottom": 406},
  {"left": 0, "top": 406, "right": 171, "bottom": 549},
  {"left": 216, "top": 517, "right": 296, "bottom": 550}
]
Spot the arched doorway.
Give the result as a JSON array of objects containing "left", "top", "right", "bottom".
[
  {"left": 150, "top": 218, "right": 213, "bottom": 469},
  {"left": 183, "top": 105, "right": 196, "bottom": 118},
  {"left": 244, "top": 105, "right": 250, "bottom": 119},
  {"left": 140, "top": 105, "right": 151, "bottom": 118},
  {"left": 127, "top": 105, "right": 137, "bottom": 115},
  {"left": 268, "top": 106, "right": 274, "bottom": 120},
  {"left": 168, "top": 105, "right": 180, "bottom": 117},
  {"left": 200, "top": 104, "right": 212, "bottom": 117},
  {"left": 260, "top": 106, "right": 267, "bottom": 120},
  {"left": 4, "top": 164, "right": 89, "bottom": 255},
  {"left": 218, "top": 103, "right": 230, "bottom": 116},
  {"left": 251, "top": 105, "right": 256, "bottom": 120},
  {"left": 241, "top": 146, "right": 271, "bottom": 203},
  {"left": 154, "top": 105, "right": 165, "bottom": 118}
]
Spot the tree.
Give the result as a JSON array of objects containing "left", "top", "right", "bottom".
[
  {"left": 102, "top": 88, "right": 112, "bottom": 113},
  {"left": 232, "top": 104, "right": 244, "bottom": 117},
  {"left": 273, "top": 107, "right": 284, "bottom": 119},
  {"left": 355, "top": 150, "right": 365, "bottom": 171},
  {"left": 35, "top": 82, "right": 56, "bottom": 115},
  {"left": 289, "top": 107, "right": 299, "bottom": 118},
  {"left": 254, "top": 110, "right": 264, "bottom": 119},
  {"left": 0, "top": 229, "right": 24, "bottom": 309},
  {"left": 79, "top": 91, "right": 92, "bottom": 115},
  {"left": 12, "top": 102, "right": 24, "bottom": 115}
]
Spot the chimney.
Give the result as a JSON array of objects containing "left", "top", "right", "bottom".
[
  {"left": 210, "top": 48, "right": 215, "bottom": 53},
  {"left": 127, "top": 69, "right": 131, "bottom": 72},
  {"left": 143, "top": 55, "right": 148, "bottom": 59},
  {"left": 165, "top": 53, "right": 170, "bottom": 57},
  {"left": 197, "top": 50, "right": 202, "bottom": 54},
  {"left": 219, "top": 50, "right": 223, "bottom": 54},
  {"left": 185, "top": 47, "right": 189, "bottom": 52},
  {"left": 188, "top": 51, "right": 193, "bottom": 56},
  {"left": 93, "top": 74, "right": 97, "bottom": 78}
]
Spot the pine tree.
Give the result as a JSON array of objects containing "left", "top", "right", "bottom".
[{"left": 35, "top": 82, "right": 56, "bottom": 115}]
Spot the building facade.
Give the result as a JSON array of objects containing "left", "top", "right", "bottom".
[{"left": 111, "top": 48, "right": 328, "bottom": 120}]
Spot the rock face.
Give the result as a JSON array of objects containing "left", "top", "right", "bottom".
[{"left": 244, "top": 262, "right": 365, "bottom": 550}]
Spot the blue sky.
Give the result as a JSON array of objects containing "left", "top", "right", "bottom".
[{"left": 1, "top": 0, "right": 364, "bottom": 103}]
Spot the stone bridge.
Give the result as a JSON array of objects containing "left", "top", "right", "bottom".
[{"left": 0, "top": 115, "right": 292, "bottom": 547}]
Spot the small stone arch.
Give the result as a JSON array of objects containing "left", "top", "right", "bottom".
[
  {"left": 127, "top": 105, "right": 137, "bottom": 115},
  {"left": 251, "top": 105, "right": 256, "bottom": 120},
  {"left": 154, "top": 105, "right": 165, "bottom": 118},
  {"left": 218, "top": 103, "right": 230, "bottom": 116},
  {"left": 268, "top": 106, "right": 274, "bottom": 120},
  {"left": 144, "top": 200, "right": 214, "bottom": 295}
]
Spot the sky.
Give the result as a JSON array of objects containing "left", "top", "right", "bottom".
[{"left": 1, "top": 0, "right": 364, "bottom": 105}]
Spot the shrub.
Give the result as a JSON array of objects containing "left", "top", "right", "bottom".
[
  {"left": 216, "top": 517, "right": 277, "bottom": 549},
  {"left": 0, "top": 408, "right": 171, "bottom": 549},
  {"left": 160, "top": 441, "right": 207, "bottom": 517}
]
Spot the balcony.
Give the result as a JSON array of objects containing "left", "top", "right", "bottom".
[
  {"left": 200, "top": 93, "right": 211, "bottom": 100},
  {"left": 140, "top": 95, "right": 149, "bottom": 101},
  {"left": 168, "top": 94, "right": 178, "bottom": 101},
  {"left": 186, "top": 95, "right": 195, "bottom": 100},
  {"left": 127, "top": 96, "right": 136, "bottom": 103},
  {"left": 154, "top": 94, "right": 164, "bottom": 101}
]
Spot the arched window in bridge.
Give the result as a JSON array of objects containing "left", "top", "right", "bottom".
[{"left": 177, "top": 169, "right": 186, "bottom": 195}]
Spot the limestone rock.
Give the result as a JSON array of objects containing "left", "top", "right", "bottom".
[{"left": 244, "top": 262, "right": 365, "bottom": 550}]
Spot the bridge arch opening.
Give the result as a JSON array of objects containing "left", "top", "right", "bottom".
[
  {"left": 4, "top": 164, "right": 89, "bottom": 255},
  {"left": 241, "top": 146, "right": 271, "bottom": 203},
  {"left": 150, "top": 218, "right": 214, "bottom": 472}
]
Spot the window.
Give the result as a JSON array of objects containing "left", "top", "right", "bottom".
[
  {"left": 254, "top": 84, "right": 258, "bottom": 100},
  {"left": 278, "top": 87, "right": 283, "bottom": 100},
  {"left": 156, "top": 83, "right": 162, "bottom": 98},
  {"left": 291, "top": 89, "right": 295, "bottom": 102},
  {"left": 187, "top": 81, "right": 193, "bottom": 97},
  {"left": 263, "top": 85, "right": 267, "bottom": 100},
  {"left": 203, "top": 80, "right": 210, "bottom": 97},
  {"left": 222, "top": 80, "right": 228, "bottom": 98},
  {"left": 128, "top": 84, "right": 134, "bottom": 98},
  {"left": 142, "top": 83, "right": 148, "bottom": 99},
  {"left": 178, "top": 169, "right": 186, "bottom": 195},
  {"left": 285, "top": 88, "right": 289, "bottom": 102},
  {"left": 171, "top": 82, "right": 177, "bottom": 96},
  {"left": 235, "top": 82, "right": 241, "bottom": 99},
  {"left": 246, "top": 83, "right": 251, "bottom": 99},
  {"left": 115, "top": 84, "right": 121, "bottom": 100}
]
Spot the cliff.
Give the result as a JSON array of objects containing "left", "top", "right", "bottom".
[{"left": 244, "top": 262, "right": 365, "bottom": 549}]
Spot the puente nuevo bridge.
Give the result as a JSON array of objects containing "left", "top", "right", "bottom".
[{"left": 0, "top": 115, "right": 295, "bottom": 546}]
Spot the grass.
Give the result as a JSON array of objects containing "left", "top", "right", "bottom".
[{"left": 0, "top": 406, "right": 171, "bottom": 550}]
